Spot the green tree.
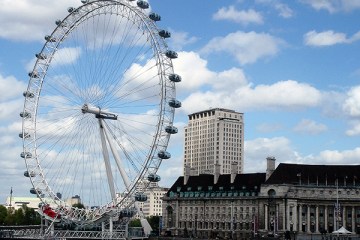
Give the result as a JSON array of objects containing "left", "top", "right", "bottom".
[
  {"left": 22, "top": 205, "right": 40, "bottom": 225},
  {"left": 72, "top": 203, "right": 85, "bottom": 209},
  {"left": 128, "top": 218, "right": 141, "bottom": 227},
  {"left": 0, "top": 205, "right": 7, "bottom": 225},
  {"left": 146, "top": 215, "right": 160, "bottom": 233},
  {"left": 4, "top": 208, "right": 16, "bottom": 225},
  {"left": 14, "top": 208, "right": 25, "bottom": 225}
]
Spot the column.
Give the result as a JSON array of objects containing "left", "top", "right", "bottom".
[
  {"left": 293, "top": 203, "right": 298, "bottom": 232},
  {"left": 286, "top": 204, "right": 290, "bottom": 230},
  {"left": 175, "top": 200, "right": 179, "bottom": 235},
  {"left": 307, "top": 205, "right": 311, "bottom": 233},
  {"left": 315, "top": 205, "right": 319, "bottom": 233},
  {"left": 298, "top": 205, "right": 302, "bottom": 232},
  {"left": 324, "top": 205, "right": 328, "bottom": 232},
  {"left": 342, "top": 206, "right": 346, "bottom": 227},
  {"left": 265, "top": 204, "right": 268, "bottom": 231},
  {"left": 283, "top": 200, "right": 286, "bottom": 231},
  {"left": 352, "top": 207, "right": 355, "bottom": 233}
]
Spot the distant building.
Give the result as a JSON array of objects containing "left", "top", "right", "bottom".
[
  {"left": 162, "top": 158, "right": 360, "bottom": 239},
  {"left": 66, "top": 195, "right": 81, "bottom": 206},
  {"left": 134, "top": 182, "right": 168, "bottom": 217},
  {"left": 4, "top": 196, "right": 57, "bottom": 210},
  {"left": 184, "top": 108, "right": 244, "bottom": 175},
  {"left": 142, "top": 182, "right": 169, "bottom": 217}
]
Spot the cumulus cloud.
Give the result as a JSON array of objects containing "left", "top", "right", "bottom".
[
  {"left": 293, "top": 119, "right": 328, "bottom": 135},
  {"left": 255, "top": 0, "right": 294, "bottom": 18},
  {"left": 213, "top": 6, "right": 263, "bottom": 25},
  {"left": 342, "top": 86, "right": 360, "bottom": 136},
  {"left": 342, "top": 86, "right": 360, "bottom": 118},
  {"left": 304, "top": 30, "right": 360, "bottom": 47},
  {"left": 201, "top": 31, "right": 284, "bottom": 65},
  {"left": 181, "top": 80, "right": 322, "bottom": 114},
  {"left": 244, "top": 137, "right": 300, "bottom": 173},
  {"left": 245, "top": 136, "right": 360, "bottom": 173},
  {"left": 168, "top": 30, "right": 198, "bottom": 51},
  {"left": 0, "top": 0, "right": 79, "bottom": 42},
  {"left": 300, "top": 0, "right": 360, "bottom": 13}
]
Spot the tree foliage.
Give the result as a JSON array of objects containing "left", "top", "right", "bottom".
[{"left": 0, "top": 205, "right": 40, "bottom": 225}]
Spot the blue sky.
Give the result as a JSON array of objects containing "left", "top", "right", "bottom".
[{"left": 1, "top": 0, "right": 360, "bottom": 203}]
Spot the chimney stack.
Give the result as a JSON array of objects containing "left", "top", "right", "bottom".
[
  {"left": 231, "top": 162, "right": 237, "bottom": 184},
  {"left": 266, "top": 156, "right": 276, "bottom": 180},
  {"left": 214, "top": 161, "right": 221, "bottom": 184},
  {"left": 184, "top": 165, "right": 191, "bottom": 185}
]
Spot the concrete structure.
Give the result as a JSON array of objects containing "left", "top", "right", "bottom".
[
  {"left": 5, "top": 196, "right": 57, "bottom": 210},
  {"left": 142, "top": 182, "right": 169, "bottom": 217},
  {"left": 162, "top": 159, "right": 360, "bottom": 239},
  {"left": 184, "top": 108, "right": 244, "bottom": 175}
]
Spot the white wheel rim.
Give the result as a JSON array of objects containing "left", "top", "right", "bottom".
[{"left": 21, "top": 0, "right": 177, "bottom": 224}]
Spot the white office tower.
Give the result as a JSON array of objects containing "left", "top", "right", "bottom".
[
  {"left": 142, "top": 182, "right": 169, "bottom": 217},
  {"left": 184, "top": 108, "right": 244, "bottom": 175}
]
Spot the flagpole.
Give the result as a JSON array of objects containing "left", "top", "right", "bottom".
[{"left": 9, "top": 187, "right": 13, "bottom": 208}]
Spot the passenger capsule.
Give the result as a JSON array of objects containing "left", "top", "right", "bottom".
[
  {"left": 165, "top": 50, "right": 178, "bottom": 59},
  {"left": 28, "top": 71, "right": 39, "bottom": 78},
  {"left": 135, "top": 193, "right": 147, "bottom": 202},
  {"left": 157, "top": 150, "right": 171, "bottom": 159},
  {"left": 147, "top": 173, "right": 161, "bottom": 182},
  {"left": 20, "top": 111, "right": 31, "bottom": 118},
  {"left": 67, "top": 7, "right": 76, "bottom": 13},
  {"left": 149, "top": 13, "right": 161, "bottom": 21},
  {"left": 24, "top": 171, "right": 35, "bottom": 178},
  {"left": 81, "top": 0, "right": 89, "bottom": 3},
  {"left": 120, "top": 208, "right": 136, "bottom": 218},
  {"left": 30, "top": 188, "right": 41, "bottom": 195},
  {"left": 19, "top": 132, "right": 30, "bottom": 139},
  {"left": 20, "top": 152, "right": 32, "bottom": 158},
  {"left": 35, "top": 53, "right": 47, "bottom": 60},
  {"left": 45, "top": 35, "right": 56, "bottom": 42},
  {"left": 137, "top": 0, "right": 149, "bottom": 9},
  {"left": 169, "top": 74, "right": 181, "bottom": 82},
  {"left": 165, "top": 125, "right": 178, "bottom": 134},
  {"left": 55, "top": 20, "right": 66, "bottom": 27},
  {"left": 23, "top": 91, "right": 34, "bottom": 98},
  {"left": 159, "top": 30, "right": 171, "bottom": 38},
  {"left": 168, "top": 99, "right": 181, "bottom": 108}
]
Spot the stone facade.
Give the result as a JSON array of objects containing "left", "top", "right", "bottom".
[{"left": 162, "top": 161, "right": 360, "bottom": 239}]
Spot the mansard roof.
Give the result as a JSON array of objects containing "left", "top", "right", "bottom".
[
  {"left": 265, "top": 163, "right": 360, "bottom": 186},
  {"left": 166, "top": 173, "right": 266, "bottom": 196}
]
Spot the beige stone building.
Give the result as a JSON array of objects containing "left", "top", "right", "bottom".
[
  {"left": 184, "top": 108, "right": 244, "bottom": 175},
  {"left": 162, "top": 158, "right": 360, "bottom": 239}
]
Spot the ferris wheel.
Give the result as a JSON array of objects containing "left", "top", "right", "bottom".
[{"left": 20, "top": 0, "right": 181, "bottom": 226}]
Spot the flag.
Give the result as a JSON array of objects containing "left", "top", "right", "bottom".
[{"left": 10, "top": 187, "right": 13, "bottom": 195}]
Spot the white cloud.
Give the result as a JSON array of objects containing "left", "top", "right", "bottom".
[
  {"left": 0, "top": 74, "right": 27, "bottom": 101},
  {"left": 201, "top": 31, "right": 284, "bottom": 65},
  {"left": 245, "top": 136, "right": 360, "bottom": 173},
  {"left": 181, "top": 80, "right": 322, "bottom": 114},
  {"left": 343, "top": 86, "right": 360, "bottom": 118},
  {"left": 255, "top": 0, "right": 294, "bottom": 18},
  {"left": 168, "top": 30, "right": 198, "bottom": 51},
  {"left": 342, "top": 86, "right": 360, "bottom": 136},
  {"left": 213, "top": 6, "right": 263, "bottom": 25},
  {"left": 317, "top": 148, "right": 360, "bottom": 164},
  {"left": 244, "top": 137, "right": 300, "bottom": 173},
  {"left": 0, "top": 0, "right": 79, "bottom": 42},
  {"left": 173, "top": 51, "right": 216, "bottom": 94},
  {"left": 304, "top": 30, "right": 348, "bottom": 46},
  {"left": 274, "top": 3, "right": 294, "bottom": 18},
  {"left": 345, "top": 121, "right": 360, "bottom": 136},
  {"left": 301, "top": 0, "right": 360, "bottom": 13},
  {"left": 293, "top": 119, "right": 328, "bottom": 135}
]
